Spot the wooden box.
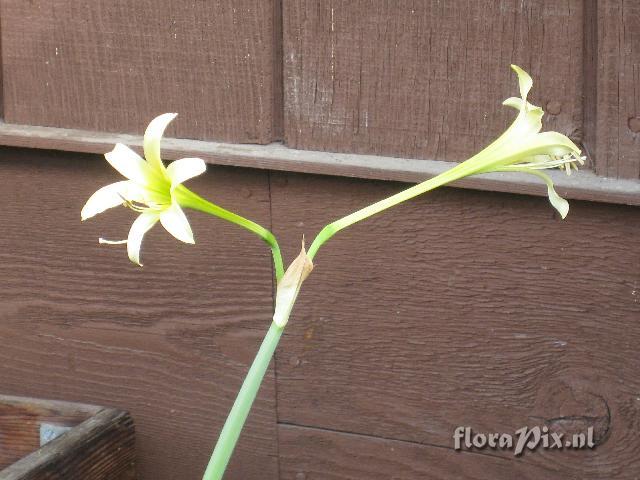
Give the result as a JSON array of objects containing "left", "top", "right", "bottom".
[{"left": 0, "top": 396, "right": 136, "bottom": 479}]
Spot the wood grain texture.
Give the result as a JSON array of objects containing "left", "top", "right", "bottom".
[
  {"left": 0, "top": 147, "right": 279, "bottom": 479},
  {"left": 278, "top": 424, "right": 561, "bottom": 480},
  {"left": 0, "top": 0, "right": 281, "bottom": 143},
  {"left": 1, "top": 406, "right": 136, "bottom": 480},
  {"left": 270, "top": 171, "right": 640, "bottom": 478},
  {"left": 0, "top": 1, "right": 3, "bottom": 117},
  {"left": 594, "top": 0, "right": 640, "bottom": 179},
  {"left": 283, "top": 0, "right": 584, "bottom": 161}
]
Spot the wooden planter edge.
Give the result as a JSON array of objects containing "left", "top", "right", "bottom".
[{"left": 0, "top": 396, "right": 136, "bottom": 480}]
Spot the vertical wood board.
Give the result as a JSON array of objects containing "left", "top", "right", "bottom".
[
  {"left": 283, "top": 0, "right": 584, "bottom": 162},
  {"left": 0, "top": 1, "right": 281, "bottom": 143},
  {"left": 594, "top": 0, "right": 640, "bottom": 179}
]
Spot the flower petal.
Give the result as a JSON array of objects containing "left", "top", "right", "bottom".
[
  {"left": 502, "top": 96, "right": 524, "bottom": 110},
  {"left": 159, "top": 202, "right": 194, "bottom": 244},
  {"left": 127, "top": 212, "right": 160, "bottom": 266},
  {"left": 529, "top": 170, "right": 570, "bottom": 219},
  {"left": 532, "top": 131, "right": 581, "bottom": 156},
  {"left": 166, "top": 157, "right": 206, "bottom": 191},
  {"left": 502, "top": 97, "right": 542, "bottom": 113},
  {"left": 511, "top": 64, "right": 533, "bottom": 101},
  {"left": 500, "top": 168, "right": 570, "bottom": 219},
  {"left": 144, "top": 113, "right": 177, "bottom": 173},
  {"left": 105, "top": 144, "right": 153, "bottom": 184},
  {"left": 81, "top": 181, "right": 145, "bottom": 220},
  {"left": 512, "top": 106, "right": 544, "bottom": 137},
  {"left": 99, "top": 238, "right": 127, "bottom": 244}
]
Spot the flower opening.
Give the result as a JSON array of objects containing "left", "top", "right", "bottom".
[{"left": 81, "top": 113, "right": 207, "bottom": 265}]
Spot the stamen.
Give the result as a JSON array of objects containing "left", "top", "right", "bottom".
[
  {"left": 515, "top": 153, "right": 585, "bottom": 175},
  {"left": 117, "top": 193, "right": 167, "bottom": 213}
]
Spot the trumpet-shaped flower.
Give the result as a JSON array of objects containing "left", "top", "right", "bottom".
[
  {"left": 307, "top": 65, "right": 585, "bottom": 258},
  {"left": 441, "top": 65, "right": 584, "bottom": 218},
  {"left": 81, "top": 113, "right": 206, "bottom": 266}
]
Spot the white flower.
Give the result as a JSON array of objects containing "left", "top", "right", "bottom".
[{"left": 81, "top": 113, "right": 206, "bottom": 265}]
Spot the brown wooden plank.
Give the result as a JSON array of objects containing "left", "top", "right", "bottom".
[
  {"left": 2, "top": 408, "right": 136, "bottom": 480},
  {"left": 283, "top": 0, "right": 584, "bottom": 162},
  {"left": 0, "top": 147, "right": 279, "bottom": 479},
  {"left": 0, "top": 396, "right": 100, "bottom": 469},
  {"left": 0, "top": 122, "right": 638, "bottom": 207},
  {"left": 271, "top": 171, "right": 640, "bottom": 478},
  {"left": 594, "top": 1, "right": 640, "bottom": 179},
  {"left": 0, "top": 2, "right": 3, "bottom": 118},
  {"left": 581, "top": 0, "right": 598, "bottom": 173},
  {"left": 278, "top": 424, "right": 563, "bottom": 479},
  {"left": 0, "top": 1, "right": 281, "bottom": 143}
]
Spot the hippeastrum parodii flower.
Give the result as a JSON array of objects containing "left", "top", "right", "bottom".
[
  {"left": 81, "top": 113, "right": 206, "bottom": 266},
  {"left": 440, "top": 65, "right": 585, "bottom": 218},
  {"left": 305, "top": 65, "right": 586, "bottom": 259}
]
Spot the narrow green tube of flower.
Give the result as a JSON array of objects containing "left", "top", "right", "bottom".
[
  {"left": 174, "top": 186, "right": 285, "bottom": 280},
  {"left": 308, "top": 65, "right": 583, "bottom": 260}
]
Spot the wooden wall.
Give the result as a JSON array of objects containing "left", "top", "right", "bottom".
[
  {"left": 1, "top": 147, "right": 638, "bottom": 479},
  {"left": 0, "top": 1, "right": 639, "bottom": 479},
  {"left": 1, "top": 0, "right": 638, "bottom": 179},
  {"left": 271, "top": 171, "right": 640, "bottom": 479},
  {"left": 1, "top": 0, "right": 283, "bottom": 143}
]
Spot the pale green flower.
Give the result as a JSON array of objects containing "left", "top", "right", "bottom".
[
  {"left": 308, "top": 65, "right": 585, "bottom": 258},
  {"left": 81, "top": 113, "right": 206, "bottom": 266},
  {"left": 441, "top": 64, "right": 584, "bottom": 218}
]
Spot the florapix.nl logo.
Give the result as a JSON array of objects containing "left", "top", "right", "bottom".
[{"left": 453, "top": 426, "right": 595, "bottom": 456}]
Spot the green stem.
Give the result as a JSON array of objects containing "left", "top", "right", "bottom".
[
  {"left": 307, "top": 163, "right": 472, "bottom": 260},
  {"left": 175, "top": 185, "right": 285, "bottom": 280},
  {"left": 202, "top": 321, "right": 284, "bottom": 480}
]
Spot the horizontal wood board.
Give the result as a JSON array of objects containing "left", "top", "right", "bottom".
[
  {"left": 283, "top": 0, "right": 584, "bottom": 162},
  {"left": 278, "top": 424, "right": 561, "bottom": 479},
  {"left": 0, "top": 122, "right": 637, "bottom": 207},
  {"left": 0, "top": 0, "right": 281, "bottom": 143},
  {"left": 271, "top": 170, "right": 640, "bottom": 478},
  {"left": 0, "top": 147, "right": 279, "bottom": 480}
]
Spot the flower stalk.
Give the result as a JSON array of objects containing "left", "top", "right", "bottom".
[
  {"left": 202, "top": 242, "right": 311, "bottom": 479},
  {"left": 202, "top": 321, "right": 285, "bottom": 480}
]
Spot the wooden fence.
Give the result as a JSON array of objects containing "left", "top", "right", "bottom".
[{"left": 0, "top": 1, "right": 638, "bottom": 479}]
